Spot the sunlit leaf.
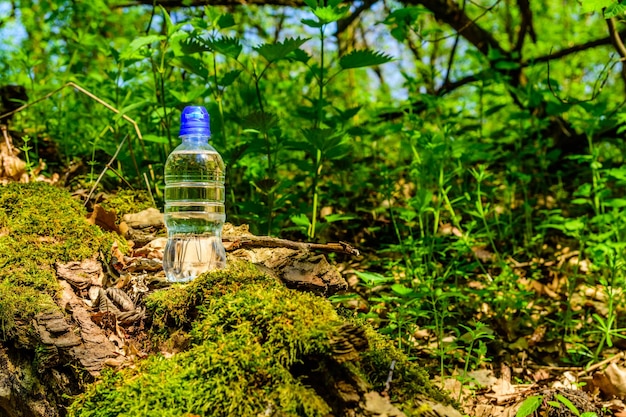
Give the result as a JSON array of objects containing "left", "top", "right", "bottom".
[
  {"left": 604, "top": 2, "right": 626, "bottom": 17},
  {"left": 120, "top": 35, "right": 164, "bottom": 60},
  {"left": 143, "top": 134, "right": 169, "bottom": 144},
  {"left": 159, "top": 6, "right": 175, "bottom": 37},
  {"left": 313, "top": 6, "right": 349, "bottom": 23},
  {"left": 516, "top": 395, "right": 542, "bottom": 417},
  {"left": 339, "top": 49, "right": 393, "bottom": 69},
  {"left": 580, "top": 0, "right": 614, "bottom": 13},
  {"left": 354, "top": 271, "right": 394, "bottom": 285},
  {"left": 391, "top": 284, "right": 413, "bottom": 296},
  {"left": 290, "top": 213, "right": 311, "bottom": 228}
]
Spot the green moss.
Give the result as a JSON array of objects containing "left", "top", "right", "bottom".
[
  {"left": 69, "top": 261, "right": 447, "bottom": 417},
  {"left": 100, "top": 189, "right": 154, "bottom": 219},
  {"left": 0, "top": 182, "right": 120, "bottom": 341}
]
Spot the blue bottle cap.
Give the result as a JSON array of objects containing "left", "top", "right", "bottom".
[{"left": 180, "top": 106, "right": 211, "bottom": 136}]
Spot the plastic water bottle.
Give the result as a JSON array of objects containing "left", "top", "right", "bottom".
[{"left": 163, "top": 106, "right": 226, "bottom": 282}]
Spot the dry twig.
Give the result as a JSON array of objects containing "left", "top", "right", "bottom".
[{"left": 224, "top": 235, "right": 360, "bottom": 256}]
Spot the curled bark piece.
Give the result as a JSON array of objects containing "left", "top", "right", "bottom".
[{"left": 106, "top": 288, "right": 135, "bottom": 312}]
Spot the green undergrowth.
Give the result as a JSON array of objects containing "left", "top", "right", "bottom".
[
  {"left": 0, "top": 182, "right": 119, "bottom": 341},
  {"left": 69, "top": 260, "right": 449, "bottom": 417}
]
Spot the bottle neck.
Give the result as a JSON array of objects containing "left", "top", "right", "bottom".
[{"left": 180, "top": 134, "right": 210, "bottom": 143}]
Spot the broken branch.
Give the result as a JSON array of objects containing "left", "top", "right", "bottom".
[{"left": 224, "top": 235, "right": 360, "bottom": 256}]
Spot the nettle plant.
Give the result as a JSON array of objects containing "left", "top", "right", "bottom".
[{"left": 121, "top": 2, "right": 392, "bottom": 237}]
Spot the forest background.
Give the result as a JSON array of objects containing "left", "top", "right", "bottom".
[{"left": 3, "top": 0, "right": 626, "bottom": 414}]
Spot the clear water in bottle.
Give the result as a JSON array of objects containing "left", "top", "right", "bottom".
[{"left": 163, "top": 107, "right": 226, "bottom": 282}]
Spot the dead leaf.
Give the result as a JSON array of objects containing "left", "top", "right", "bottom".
[
  {"left": 132, "top": 237, "right": 167, "bottom": 259},
  {"left": 472, "top": 246, "right": 495, "bottom": 263},
  {"left": 123, "top": 208, "right": 163, "bottom": 228},
  {"left": 87, "top": 204, "right": 121, "bottom": 234},
  {"left": 595, "top": 363, "right": 626, "bottom": 399},
  {"left": 467, "top": 369, "right": 498, "bottom": 388},
  {"left": 532, "top": 368, "right": 551, "bottom": 382},
  {"left": 361, "top": 391, "right": 405, "bottom": 416},
  {"left": 0, "top": 141, "right": 26, "bottom": 182},
  {"left": 528, "top": 325, "right": 547, "bottom": 347}
]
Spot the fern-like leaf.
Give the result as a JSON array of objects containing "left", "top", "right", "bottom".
[
  {"left": 179, "top": 36, "right": 211, "bottom": 54},
  {"left": 339, "top": 49, "right": 393, "bottom": 70},
  {"left": 255, "top": 37, "right": 309, "bottom": 62},
  {"left": 208, "top": 36, "right": 242, "bottom": 60}
]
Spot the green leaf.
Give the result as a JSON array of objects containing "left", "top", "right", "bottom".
[
  {"left": 325, "top": 142, "right": 350, "bottom": 160},
  {"left": 159, "top": 5, "right": 174, "bottom": 36},
  {"left": 218, "top": 70, "right": 242, "bottom": 87},
  {"left": 160, "top": 6, "right": 175, "bottom": 36},
  {"left": 301, "top": 127, "right": 333, "bottom": 150},
  {"left": 323, "top": 214, "right": 355, "bottom": 223},
  {"left": 494, "top": 60, "right": 520, "bottom": 70},
  {"left": 209, "top": 36, "right": 242, "bottom": 59},
  {"left": 243, "top": 111, "right": 279, "bottom": 132},
  {"left": 290, "top": 48, "right": 311, "bottom": 63},
  {"left": 336, "top": 106, "right": 361, "bottom": 121},
  {"left": 391, "top": 284, "right": 413, "bottom": 296},
  {"left": 581, "top": 0, "right": 615, "bottom": 13},
  {"left": 301, "top": 18, "right": 324, "bottom": 28},
  {"left": 143, "top": 134, "right": 170, "bottom": 144},
  {"left": 354, "top": 271, "right": 394, "bottom": 285},
  {"left": 120, "top": 35, "right": 164, "bottom": 60},
  {"left": 484, "top": 104, "right": 508, "bottom": 116},
  {"left": 303, "top": 0, "right": 319, "bottom": 9},
  {"left": 605, "top": 2, "right": 626, "bottom": 17},
  {"left": 313, "top": 5, "right": 349, "bottom": 24},
  {"left": 290, "top": 213, "right": 311, "bottom": 228},
  {"left": 169, "top": 88, "right": 206, "bottom": 104},
  {"left": 255, "top": 37, "right": 309, "bottom": 62},
  {"left": 516, "top": 395, "right": 542, "bottom": 417},
  {"left": 170, "top": 56, "right": 209, "bottom": 80},
  {"left": 179, "top": 35, "right": 211, "bottom": 54},
  {"left": 217, "top": 13, "right": 236, "bottom": 29},
  {"left": 339, "top": 49, "right": 393, "bottom": 69},
  {"left": 563, "top": 219, "right": 585, "bottom": 231},
  {"left": 555, "top": 394, "right": 580, "bottom": 416}
]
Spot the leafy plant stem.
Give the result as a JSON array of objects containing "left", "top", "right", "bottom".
[
  {"left": 308, "top": 24, "right": 326, "bottom": 239},
  {"left": 471, "top": 165, "right": 500, "bottom": 259},
  {"left": 308, "top": 149, "right": 322, "bottom": 239}
]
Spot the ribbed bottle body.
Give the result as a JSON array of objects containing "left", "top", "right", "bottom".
[{"left": 163, "top": 145, "right": 226, "bottom": 282}]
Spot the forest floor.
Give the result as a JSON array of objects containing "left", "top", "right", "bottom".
[
  {"left": 2, "top": 140, "right": 626, "bottom": 416},
  {"left": 337, "top": 251, "right": 626, "bottom": 417}
]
